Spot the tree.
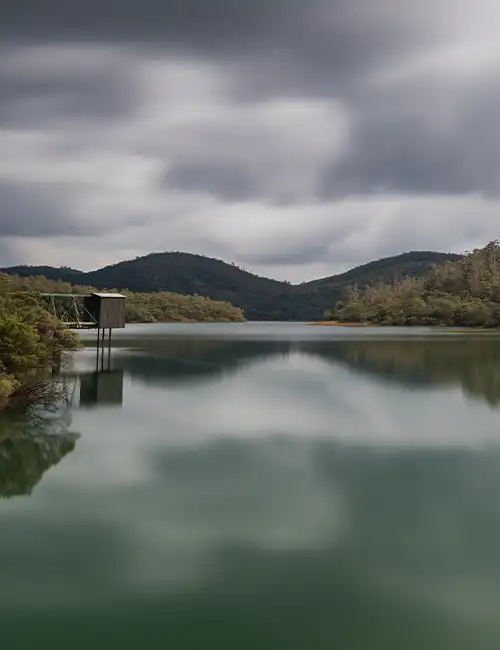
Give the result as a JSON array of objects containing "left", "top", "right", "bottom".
[
  {"left": 329, "top": 241, "right": 500, "bottom": 328},
  {"left": 0, "top": 282, "right": 80, "bottom": 411}
]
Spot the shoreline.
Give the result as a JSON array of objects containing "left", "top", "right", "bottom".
[
  {"left": 308, "top": 321, "right": 374, "bottom": 327},
  {"left": 308, "top": 321, "right": 500, "bottom": 332}
]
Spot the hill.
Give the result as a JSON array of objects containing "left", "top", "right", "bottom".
[
  {"left": 302, "top": 251, "right": 462, "bottom": 290},
  {"left": 2, "top": 250, "right": 462, "bottom": 321},
  {"left": 329, "top": 241, "right": 500, "bottom": 327}
]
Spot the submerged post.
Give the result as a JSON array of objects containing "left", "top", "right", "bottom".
[
  {"left": 108, "top": 329, "right": 112, "bottom": 370},
  {"left": 96, "top": 328, "right": 101, "bottom": 370}
]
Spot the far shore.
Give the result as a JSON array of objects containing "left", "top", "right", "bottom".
[
  {"left": 308, "top": 321, "right": 374, "bottom": 327},
  {"left": 308, "top": 321, "right": 500, "bottom": 331}
]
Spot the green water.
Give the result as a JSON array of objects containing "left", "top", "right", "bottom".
[{"left": 1, "top": 323, "right": 500, "bottom": 649}]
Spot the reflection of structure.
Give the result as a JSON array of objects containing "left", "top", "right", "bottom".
[
  {"left": 58, "top": 367, "right": 124, "bottom": 409},
  {"left": 78, "top": 370, "right": 124, "bottom": 408}
]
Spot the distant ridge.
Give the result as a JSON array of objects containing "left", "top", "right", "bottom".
[{"left": 1, "top": 250, "right": 462, "bottom": 321}]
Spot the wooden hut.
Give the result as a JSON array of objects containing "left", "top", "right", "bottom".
[{"left": 83, "top": 293, "right": 126, "bottom": 329}]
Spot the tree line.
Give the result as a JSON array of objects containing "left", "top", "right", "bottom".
[{"left": 328, "top": 241, "right": 500, "bottom": 327}]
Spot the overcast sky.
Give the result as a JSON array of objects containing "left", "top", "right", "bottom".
[{"left": 1, "top": 0, "right": 500, "bottom": 282}]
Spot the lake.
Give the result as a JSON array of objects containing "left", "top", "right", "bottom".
[{"left": 1, "top": 322, "right": 500, "bottom": 649}]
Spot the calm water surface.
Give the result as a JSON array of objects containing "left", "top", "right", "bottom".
[{"left": 1, "top": 323, "right": 500, "bottom": 649}]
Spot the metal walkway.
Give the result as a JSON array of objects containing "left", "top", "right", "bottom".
[{"left": 40, "top": 293, "right": 98, "bottom": 329}]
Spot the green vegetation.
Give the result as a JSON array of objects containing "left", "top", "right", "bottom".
[
  {"left": 0, "top": 413, "right": 79, "bottom": 497},
  {"left": 124, "top": 291, "right": 244, "bottom": 323},
  {"left": 328, "top": 242, "right": 500, "bottom": 327},
  {"left": 0, "top": 276, "right": 80, "bottom": 410},
  {"left": 0, "top": 273, "right": 245, "bottom": 324},
  {"left": 2, "top": 250, "right": 460, "bottom": 321}
]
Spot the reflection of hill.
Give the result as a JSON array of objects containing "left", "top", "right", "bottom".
[
  {"left": 0, "top": 414, "right": 79, "bottom": 498},
  {"left": 108, "top": 339, "right": 291, "bottom": 385},
  {"left": 304, "top": 338, "right": 500, "bottom": 406},
  {"left": 85, "top": 334, "right": 500, "bottom": 405}
]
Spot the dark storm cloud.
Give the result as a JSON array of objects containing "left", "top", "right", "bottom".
[
  {"left": 0, "top": 0, "right": 302, "bottom": 51},
  {"left": 0, "top": 182, "right": 84, "bottom": 237},
  {"left": 0, "top": 47, "right": 136, "bottom": 127},
  {"left": 320, "top": 77, "right": 500, "bottom": 199},
  {"left": 0, "top": 0, "right": 427, "bottom": 94},
  {"left": 2, "top": 0, "right": 488, "bottom": 202}
]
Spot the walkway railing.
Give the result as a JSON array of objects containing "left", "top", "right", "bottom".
[{"left": 39, "top": 293, "right": 98, "bottom": 329}]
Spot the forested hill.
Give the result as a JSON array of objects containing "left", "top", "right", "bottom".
[
  {"left": 303, "top": 251, "right": 462, "bottom": 289},
  {"left": 329, "top": 241, "right": 500, "bottom": 327},
  {"left": 2, "top": 250, "right": 461, "bottom": 321}
]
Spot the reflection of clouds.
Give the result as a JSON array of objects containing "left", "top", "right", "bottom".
[
  {"left": 1, "top": 436, "right": 345, "bottom": 608},
  {"left": 2, "top": 433, "right": 500, "bottom": 636},
  {"left": 114, "top": 439, "right": 345, "bottom": 592},
  {"left": 2, "top": 346, "right": 500, "bottom": 641},
  {"left": 385, "top": 575, "right": 500, "bottom": 630},
  {"left": 64, "top": 352, "right": 500, "bottom": 490}
]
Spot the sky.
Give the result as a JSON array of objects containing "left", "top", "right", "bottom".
[{"left": 1, "top": 0, "right": 500, "bottom": 282}]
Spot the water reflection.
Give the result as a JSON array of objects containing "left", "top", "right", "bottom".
[
  {"left": 1, "top": 437, "right": 500, "bottom": 649},
  {"left": 78, "top": 370, "right": 124, "bottom": 408},
  {"left": 98, "top": 334, "right": 500, "bottom": 407},
  {"left": 2, "top": 328, "right": 500, "bottom": 649},
  {"left": 91, "top": 338, "right": 291, "bottom": 385},
  {"left": 0, "top": 412, "right": 79, "bottom": 498},
  {"left": 309, "top": 338, "right": 500, "bottom": 406}
]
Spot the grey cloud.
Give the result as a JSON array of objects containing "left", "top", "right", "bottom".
[
  {"left": 0, "top": 76, "right": 132, "bottom": 128},
  {"left": 167, "top": 162, "right": 259, "bottom": 202},
  {"left": 0, "top": 1, "right": 299, "bottom": 47},
  {"left": 0, "top": 239, "right": 17, "bottom": 268},
  {"left": 319, "top": 76, "right": 500, "bottom": 199},
  {"left": 0, "top": 181, "right": 136, "bottom": 240},
  {"left": 237, "top": 243, "right": 333, "bottom": 268},
  {"left": 0, "top": 48, "right": 137, "bottom": 127},
  {"left": 2, "top": 1, "right": 496, "bottom": 202},
  {"left": 0, "top": 182, "right": 84, "bottom": 237},
  {"left": 0, "top": 1, "right": 429, "bottom": 100}
]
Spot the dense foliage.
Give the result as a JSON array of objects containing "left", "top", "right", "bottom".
[
  {"left": 2, "top": 250, "right": 460, "bottom": 321},
  {"left": 0, "top": 273, "right": 245, "bottom": 324},
  {"left": 0, "top": 276, "right": 80, "bottom": 410},
  {"left": 328, "top": 242, "right": 500, "bottom": 327},
  {"left": 124, "top": 291, "right": 245, "bottom": 323}
]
